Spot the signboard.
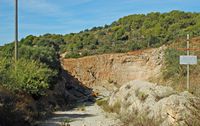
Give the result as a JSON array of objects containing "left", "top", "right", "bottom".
[{"left": 180, "top": 55, "right": 198, "bottom": 65}]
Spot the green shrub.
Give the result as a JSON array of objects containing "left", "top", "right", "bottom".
[
  {"left": 162, "top": 48, "right": 186, "bottom": 81},
  {"left": 129, "top": 42, "right": 142, "bottom": 50},
  {"left": 0, "top": 58, "right": 56, "bottom": 95},
  {"left": 161, "top": 44, "right": 200, "bottom": 96},
  {"left": 19, "top": 45, "right": 60, "bottom": 70},
  {"left": 65, "top": 52, "right": 81, "bottom": 58}
]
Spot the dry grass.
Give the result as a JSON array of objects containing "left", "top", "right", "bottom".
[
  {"left": 96, "top": 99, "right": 121, "bottom": 113},
  {"left": 135, "top": 90, "right": 149, "bottom": 102},
  {"left": 96, "top": 99, "right": 159, "bottom": 126},
  {"left": 120, "top": 113, "right": 159, "bottom": 126}
]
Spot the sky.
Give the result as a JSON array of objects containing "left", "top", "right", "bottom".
[{"left": 0, "top": 0, "right": 200, "bottom": 45}]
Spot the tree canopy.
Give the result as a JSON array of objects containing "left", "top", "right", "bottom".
[{"left": 60, "top": 10, "right": 200, "bottom": 57}]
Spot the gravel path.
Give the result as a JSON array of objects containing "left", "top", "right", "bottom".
[{"left": 38, "top": 103, "right": 121, "bottom": 126}]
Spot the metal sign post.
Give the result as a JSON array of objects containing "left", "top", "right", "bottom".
[
  {"left": 179, "top": 34, "right": 198, "bottom": 91},
  {"left": 186, "top": 34, "right": 190, "bottom": 90}
]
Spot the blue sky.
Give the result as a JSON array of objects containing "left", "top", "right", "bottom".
[{"left": 0, "top": 0, "right": 200, "bottom": 45}]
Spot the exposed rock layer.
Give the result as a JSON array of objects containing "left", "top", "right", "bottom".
[
  {"left": 108, "top": 80, "right": 200, "bottom": 126},
  {"left": 62, "top": 47, "right": 165, "bottom": 88}
]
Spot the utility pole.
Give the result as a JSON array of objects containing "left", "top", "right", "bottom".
[
  {"left": 186, "top": 34, "right": 190, "bottom": 90},
  {"left": 15, "top": 0, "right": 18, "bottom": 61}
]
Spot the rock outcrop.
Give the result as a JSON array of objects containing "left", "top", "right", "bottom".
[
  {"left": 108, "top": 80, "right": 200, "bottom": 126},
  {"left": 62, "top": 47, "right": 165, "bottom": 89}
]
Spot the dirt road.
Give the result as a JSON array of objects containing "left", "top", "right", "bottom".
[{"left": 38, "top": 103, "right": 121, "bottom": 126}]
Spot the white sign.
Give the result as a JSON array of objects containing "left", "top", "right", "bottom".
[{"left": 180, "top": 55, "right": 198, "bottom": 65}]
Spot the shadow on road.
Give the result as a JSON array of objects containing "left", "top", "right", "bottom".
[{"left": 51, "top": 113, "right": 95, "bottom": 120}]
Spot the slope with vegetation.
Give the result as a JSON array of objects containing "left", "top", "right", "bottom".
[
  {"left": 0, "top": 34, "right": 62, "bottom": 96},
  {"left": 0, "top": 34, "right": 65, "bottom": 126},
  {"left": 60, "top": 10, "right": 200, "bottom": 58},
  {"left": 0, "top": 10, "right": 200, "bottom": 125},
  {"left": 0, "top": 34, "right": 94, "bottom": 126},
  {"left": 160, "top": 37, "right": 200, "bottom": 96}
]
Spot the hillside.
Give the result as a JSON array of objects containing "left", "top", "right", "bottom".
[
  {"left": 60, "top": 10, "right": 200, "bottom": 58},
  {"left": 2, "top": 11, "right": 199, "bottom": 58},
  {"left": 0, "top": 10, "right": 200, "bottom": 126}
]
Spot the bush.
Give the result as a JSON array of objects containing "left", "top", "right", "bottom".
[
  {"left": 19, "top": 45, "right": 60, "bottom": 70},
  {"left": 65, "top": 52, "right": 81, "bottom": 58},
  {"left": 0, "top": 58, "right": 56, "bottom": 96},
  {"left": 0, "top": 59, "right": 12, "bottom": 85},
  {"left": 129, "top": 42, "right": 142, "bottom": 50},
  {"left": 162, "top": 48, "right": 186, "bottom": 81},
  {"left": 161, "top": 42, "right": 200, "bottom": 96}
]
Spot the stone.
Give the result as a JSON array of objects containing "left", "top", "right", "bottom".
[{"left": 108, "top": 80, "right": 200, "bottom": 126}]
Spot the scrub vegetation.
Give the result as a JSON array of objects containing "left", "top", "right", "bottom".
[{"left": 0, "top": 10, "right": 200, "bottom": 125}]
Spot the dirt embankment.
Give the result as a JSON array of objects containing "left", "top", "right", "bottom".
[{"left": 62, "top": 46, "right": 165, "bottom": 89}]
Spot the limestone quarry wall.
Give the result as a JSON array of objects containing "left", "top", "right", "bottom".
[{"left": 62, "top": 47, "right": 165, "bottom": 88}]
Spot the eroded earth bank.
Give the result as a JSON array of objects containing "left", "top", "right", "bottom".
[{"left": 38, "top": 46, "right": 200, "bottom": 126}]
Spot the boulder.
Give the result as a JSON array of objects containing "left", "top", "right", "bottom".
[{"left": 108, "top": 80, "right": 200, "bottom": 126}]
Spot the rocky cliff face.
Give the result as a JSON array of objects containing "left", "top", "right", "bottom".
[{"left": 62, "top": 47, "right": 165, "bottom": 89}]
